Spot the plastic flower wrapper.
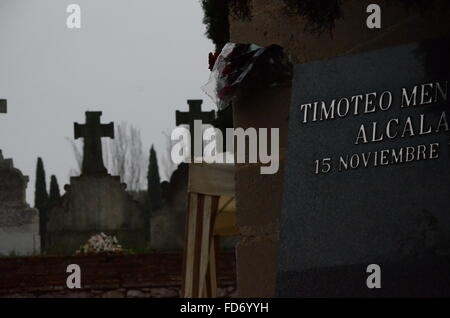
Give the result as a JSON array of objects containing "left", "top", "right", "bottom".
[{"left": 202, "top": 42, "right": 293, "bottom": 111}]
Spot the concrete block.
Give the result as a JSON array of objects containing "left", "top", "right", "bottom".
[
  {"left": 236, "top": 236, "right": 278, "bottom": 298},
  {"left": 235, "top": 164, "right": 284, "bottom": 232}
]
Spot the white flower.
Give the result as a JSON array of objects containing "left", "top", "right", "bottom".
[{"left": 75, "top": 233, "right": 124, "bottom": 255}]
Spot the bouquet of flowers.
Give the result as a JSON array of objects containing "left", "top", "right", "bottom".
[
  {"left": 76, "top": 232, "right": 123, "bottom": 255},
  {"left": 203, "top": 43, "right": 293, "bottom": 111}
]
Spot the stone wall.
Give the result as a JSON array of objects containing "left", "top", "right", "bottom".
[
  {"left": 229, "top": 0, "right": 450, "bottom": 297},
  {"left": 0, "top": 252, "right": 236, "bottom": 298},
  {"left": 230, "top": 0, "right": 450, "bottom": 64},
  {"left": 0, "top": 216, "right": 39, "bottom": 256},
  {"left": 45, "top": 175, "right": 148, "bottom": 254}
]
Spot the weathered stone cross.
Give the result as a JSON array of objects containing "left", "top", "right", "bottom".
[
  {"left": 0, "top": 99, "right": 6, "bottom": 115},
  {"left": 74, "top": 111, "right": 114, "bottom": 175},
  {"left": 176, "top": 100, "right": 215, "bottom": 160},
  {"left": 0, "top": 100, "right": 9, "bottom": 167}
]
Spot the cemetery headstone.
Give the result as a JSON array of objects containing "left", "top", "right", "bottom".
[
  {"left": 45, "top": 111, "right": 148, "bottom": 254},
  {"left": 277, "top": 38, "right": 450, "bottom": 297},
  {"left": 0, "top": 150, "right": 40, "bottom": 256},
  {"left": 0, "top": 99, "right": 6, "bottom": 114},
  {"left": 176, "top": 100, "right": 215, "bottom": 160}
]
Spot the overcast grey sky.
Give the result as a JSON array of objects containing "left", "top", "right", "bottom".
[{"left": 0, "top": 0, "right": 214, "bottom": 203}]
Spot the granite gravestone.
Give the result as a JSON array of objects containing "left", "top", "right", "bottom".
[
  {"left": 45, "top": 112, "right": 148, "bottom": 254},
  {"left": 278, "top": 39, "right": 450, "bottom": 297},
  {"left": 0, "top": 150, "right": 40, "bottom": 256},
  {"left": 0, "top": 99, "right": 6, "bottom": 114}
]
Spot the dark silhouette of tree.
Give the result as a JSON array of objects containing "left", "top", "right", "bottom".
[
  {"left": 201, "top": 0, "right": 230, "bottom": 53},
  {"left": 147, "top": 145, "right": 163, "bottom": 211},
  {"left": 35, "top": 157, "right": 48, "bottom": 250},
  {"left": 49, "top": 175, "right": 61, "bottom": 204}
]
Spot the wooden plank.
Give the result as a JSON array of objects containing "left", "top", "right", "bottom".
[
  {"left": 188, "top": 163, "right": 235, "bottom": 197},
  {"left": 199, "top": 196, "right": 220, "bottom": 297},
  {"left": 198, "top": 195, "right": 213, "bottom": 297},
  {"left": 191, "top": 194, "right": 205, "bottom": 297},
  {"left": 208, "top": 236, "right": 218, "bottom": 298},
  {"left": 182, "top": 193, "right": 198, "bottom": 298}
]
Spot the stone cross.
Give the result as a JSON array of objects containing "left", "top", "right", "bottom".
[
  {"left": 176, "top": 100, "right": 215, "bottom": 160},
  {"left": 0, "top": 99, "right": 6, "bottom": 115},
  {"left": 0, "top": 100, "right": 7, "bottom": 167},
  {"left": 74, "top": 111, "right": 114, "bottom": 175}
]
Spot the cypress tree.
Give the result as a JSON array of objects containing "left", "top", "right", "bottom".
[
  {"left": 35, "top": 157, "right": 48, "bottom": 211},
  {"left": 49, "top": 175, "right": 61, "bottom": 204},
  {"left": 35, "top": 157, "right": 49, "bottom": 250},
  {"left": 147, "top": 145, "right": 163, "bottom": 211}
]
